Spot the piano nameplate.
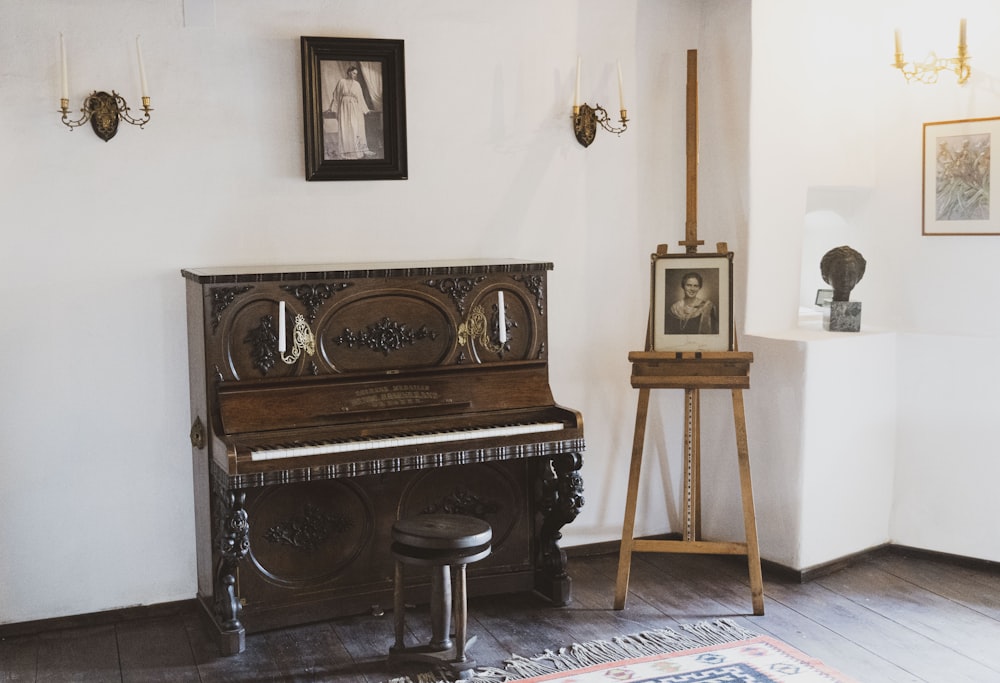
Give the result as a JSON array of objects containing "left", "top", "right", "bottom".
[
  {"left": 215, "top": 361, "right": 555, "bottom": 437},
  {"left": 348, "top": 383, "right": 440, "bottom": 410}
]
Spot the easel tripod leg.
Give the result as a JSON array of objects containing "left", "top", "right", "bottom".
[
  {"left": 614, "top": 388, "right": 650, "bottom": 610},
  {"left": 732, "top": 388, "right": 764, "bottom": 615}
]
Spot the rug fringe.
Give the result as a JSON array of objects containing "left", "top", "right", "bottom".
[{"left": 386, "top": 619, "right": 757, "bottom": 683}]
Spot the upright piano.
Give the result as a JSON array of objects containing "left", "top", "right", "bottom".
[{"left": 182, "top": 260, "right": 585, "bottom": 654}]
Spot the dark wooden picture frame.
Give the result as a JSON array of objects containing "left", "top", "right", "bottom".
[
  {"left": 650, "top": 252, "right": 733, "bottom": 352},
  {"left": 301, "top": 37, "right": 407, "bottom": 181}
]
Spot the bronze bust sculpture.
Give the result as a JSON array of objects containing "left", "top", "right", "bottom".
[{"left": 820, "top": 246, "right": 866, "bottom": 302}]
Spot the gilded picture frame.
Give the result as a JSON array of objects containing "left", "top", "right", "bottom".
[{"left": 923, "top": 116, "right": 999, "bottom": 235}]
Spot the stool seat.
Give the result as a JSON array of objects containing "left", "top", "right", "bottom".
[
  {"left": 389, "top": 514, "right": 492, "bottom": 676},
  {"left": 392, "top": 514, "right": 492, "bottom": 551}
]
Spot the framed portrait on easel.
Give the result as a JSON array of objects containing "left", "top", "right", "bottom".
[{"left": 650, "top": 252, "right": 733, "bottom": 352}]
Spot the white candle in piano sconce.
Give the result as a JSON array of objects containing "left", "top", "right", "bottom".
[
  {"left": 497, "top": 291, "right": 507, "bottom": 344},
  {"left": 278, "top": 300, "right": 286, "bottom": 353}
]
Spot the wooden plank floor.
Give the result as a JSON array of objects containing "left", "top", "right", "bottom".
[{"left": 2, "top": 547, "right": 999, "bottom": 682}]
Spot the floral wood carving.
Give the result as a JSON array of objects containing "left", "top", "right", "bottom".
[
  {"left": 281, "top": 282, "right": 353, "bottom": 323},
  {"left": 334, "top": 317, "right": 437, "bottom": 355},
  {"left": 264, "top": 503, "right": 351, "bottom": 553},
  {"left": 421, "top": 485, "right": 501, "bottom": 518},
  {"left": 244, "top": 315, "right": 280, "bottom": 375},
  {"left": 424, "top": 276, "right": 486, "bottom": 315},
  {"left": 512, "top": 274, "right": 545, "bottom": 314},
  {"left": 210, "top": 286, "right": 253, "bottom": 332}
]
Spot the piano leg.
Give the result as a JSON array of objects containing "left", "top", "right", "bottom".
[
  {"left": 535, "top": 452, "right": 585, "bottom": 605},
  {"left": 208, "top": 487, "right": 250, "bottom": 655}
]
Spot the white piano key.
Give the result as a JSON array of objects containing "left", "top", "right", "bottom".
[{"left": 249, "top": 421, "right": 565, "bottom": 462}]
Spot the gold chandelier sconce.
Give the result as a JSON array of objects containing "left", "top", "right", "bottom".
[
  {"left": 58, "top": 34, "right": 153, "bottom": 141},
  {"left": 892, "top": 19, "right": 970, "bottom": 85},
  {"left": 572, "top": 57, "right": 629, "bottom": 148}
]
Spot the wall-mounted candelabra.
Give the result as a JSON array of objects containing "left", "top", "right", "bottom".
[
  {"left": 892, "top": 19, "right": 970, "bottom": 85},
  {"left": 58, "top": 34, "right": 153, "bottom": 141},
  {"left": 572, "top": 57, "right": 629, "bottom": 148}
]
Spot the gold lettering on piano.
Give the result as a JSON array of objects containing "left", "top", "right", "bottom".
[
  {"left": 347, "top": 384, "right": 439, "bottom": 409},
  {"left": 281, "top": 314, "right": 316, "bottom": 365}
]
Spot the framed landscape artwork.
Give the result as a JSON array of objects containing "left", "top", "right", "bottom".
[
  {"left": 923, "top": 116, "right": 999, "bottom": 235},
  {"left": 650, "top": 252, "right": 733, "bottom": 352},
  {"left": 300, "top": 36, "right": 408, "bottom": 181}
]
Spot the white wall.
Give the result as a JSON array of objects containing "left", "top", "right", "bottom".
[
  {"left": 0, "top": 0, "right": 723, "bottom": 624},
  {"left": 747, "top": 0, "right": 1000, "bottom": 569},
  {"left": 6, "top": 0, "right": 997, "bottom": 627}
]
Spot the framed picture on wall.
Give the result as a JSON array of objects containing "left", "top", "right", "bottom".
[
  {"left": 923, "top": 116, "right": 1000, "bottom": 235},
  {"left": 650, "top": 252, "right": 733, "bottom": 352},
  {"left": 300, "top": 36, "right": 408, "bottom": 181}
]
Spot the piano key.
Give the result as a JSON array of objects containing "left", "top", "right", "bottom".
[{"left": 249, "top": 421, "right": 566, "bottom": 462}]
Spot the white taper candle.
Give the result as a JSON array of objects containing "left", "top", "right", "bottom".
[
  {"left": 497, "top": 292, "right": 507, "bottom": 344},
  {"left": 60, "top": 33, "right": 69, "bottom": 100},
  {"left": 574, "top": 56, "right": 581, "bottom": 108},
  {"left": 278, "top": 301, "right": 286, "bottom": 353},
  {"left": 136, "top": 35, "right": 149, "bottom": 98},
  {"left": 617, "top": 60, "right": 625, "bottom": 111}
]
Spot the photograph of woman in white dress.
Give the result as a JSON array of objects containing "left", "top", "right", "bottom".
[{"left": 321, "top": 60, "right": 384, "bottom": 160}]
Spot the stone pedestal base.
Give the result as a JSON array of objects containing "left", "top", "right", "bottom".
[{"left": 826, "top": 301, "right": 862, "bottom": 332}]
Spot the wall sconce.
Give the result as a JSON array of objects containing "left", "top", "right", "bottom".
[
  {"left": 892, "top": 19, "right": 970, "bottom": 85},
  {"left": 572, "top": 57, "right": 628, "bottom": 148},
  {"left": 58, "top": 34, "right": 153, "bottom": 141}
]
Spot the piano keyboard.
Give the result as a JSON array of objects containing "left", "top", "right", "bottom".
[{"left": 249, "top": 421, "right": 566, "bottom": 462}]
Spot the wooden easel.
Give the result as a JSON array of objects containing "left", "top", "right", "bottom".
[{"left": 612, "top": 50, "right": 764, "bottom": 615}]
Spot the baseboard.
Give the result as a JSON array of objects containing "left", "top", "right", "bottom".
[
  {"left": 0, "top": 599, "right": 196, "bottom": 639},
  {"left": 887, "top": 543, "right": 1000, "bottom": 572},
  {"left": 4, "top": 541, "right": 996, "bottom": 640},
  {"left": 566, "top": 537, "right": 1000, "bottom": 583}
]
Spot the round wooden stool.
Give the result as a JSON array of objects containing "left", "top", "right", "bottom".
[{"left": 389, "top": 514, "right": 492, "bottom": 674}]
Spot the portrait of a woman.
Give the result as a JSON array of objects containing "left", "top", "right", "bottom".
[
  {"left": 321, "top": 60, "right": 385, "bottom": 161},
  {"left": 664, "top": 271, "right": 718, "bottom": 335}
]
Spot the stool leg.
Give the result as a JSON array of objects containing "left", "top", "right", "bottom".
[
  {"left": 428, "top": 564, "right": 453, "bottom": 651},
  {"left": 393, "top": 560, "right": 406, "bottom": 651},
  {"left": 453, "top": 563, "right": 468, "bottom": 662}
]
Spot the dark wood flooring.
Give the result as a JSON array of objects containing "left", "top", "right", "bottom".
[{"left": 3, "top": 546, "right": 999, "bottom": 682}]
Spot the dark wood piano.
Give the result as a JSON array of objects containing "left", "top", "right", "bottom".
[{"left": 181, "top": 260, "right": 585, "bottom": 654}]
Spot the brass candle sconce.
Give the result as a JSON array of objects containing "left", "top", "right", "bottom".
[
  {"left": 60, "top": 91, "right": 153, "bottom": 142},
  {"left": 892, "top": 19, "right": 970, "bottom": 85},
  {"left": 572, "top": 103, "right": 628, "bottom": 148},
  {"left": 58, "top": 34, "right": 153, "bottom": 141},
  {"left": 572, "top": 58, "right": 629, "bottom": 148}
]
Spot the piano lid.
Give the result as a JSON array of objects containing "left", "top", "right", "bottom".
[{"left": 181, "top": 259, "right": 554, "bottom": 284}]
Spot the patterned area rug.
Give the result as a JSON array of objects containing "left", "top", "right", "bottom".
[{"left": 390, "top": 620, "right": 857, "bottom": 683}]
